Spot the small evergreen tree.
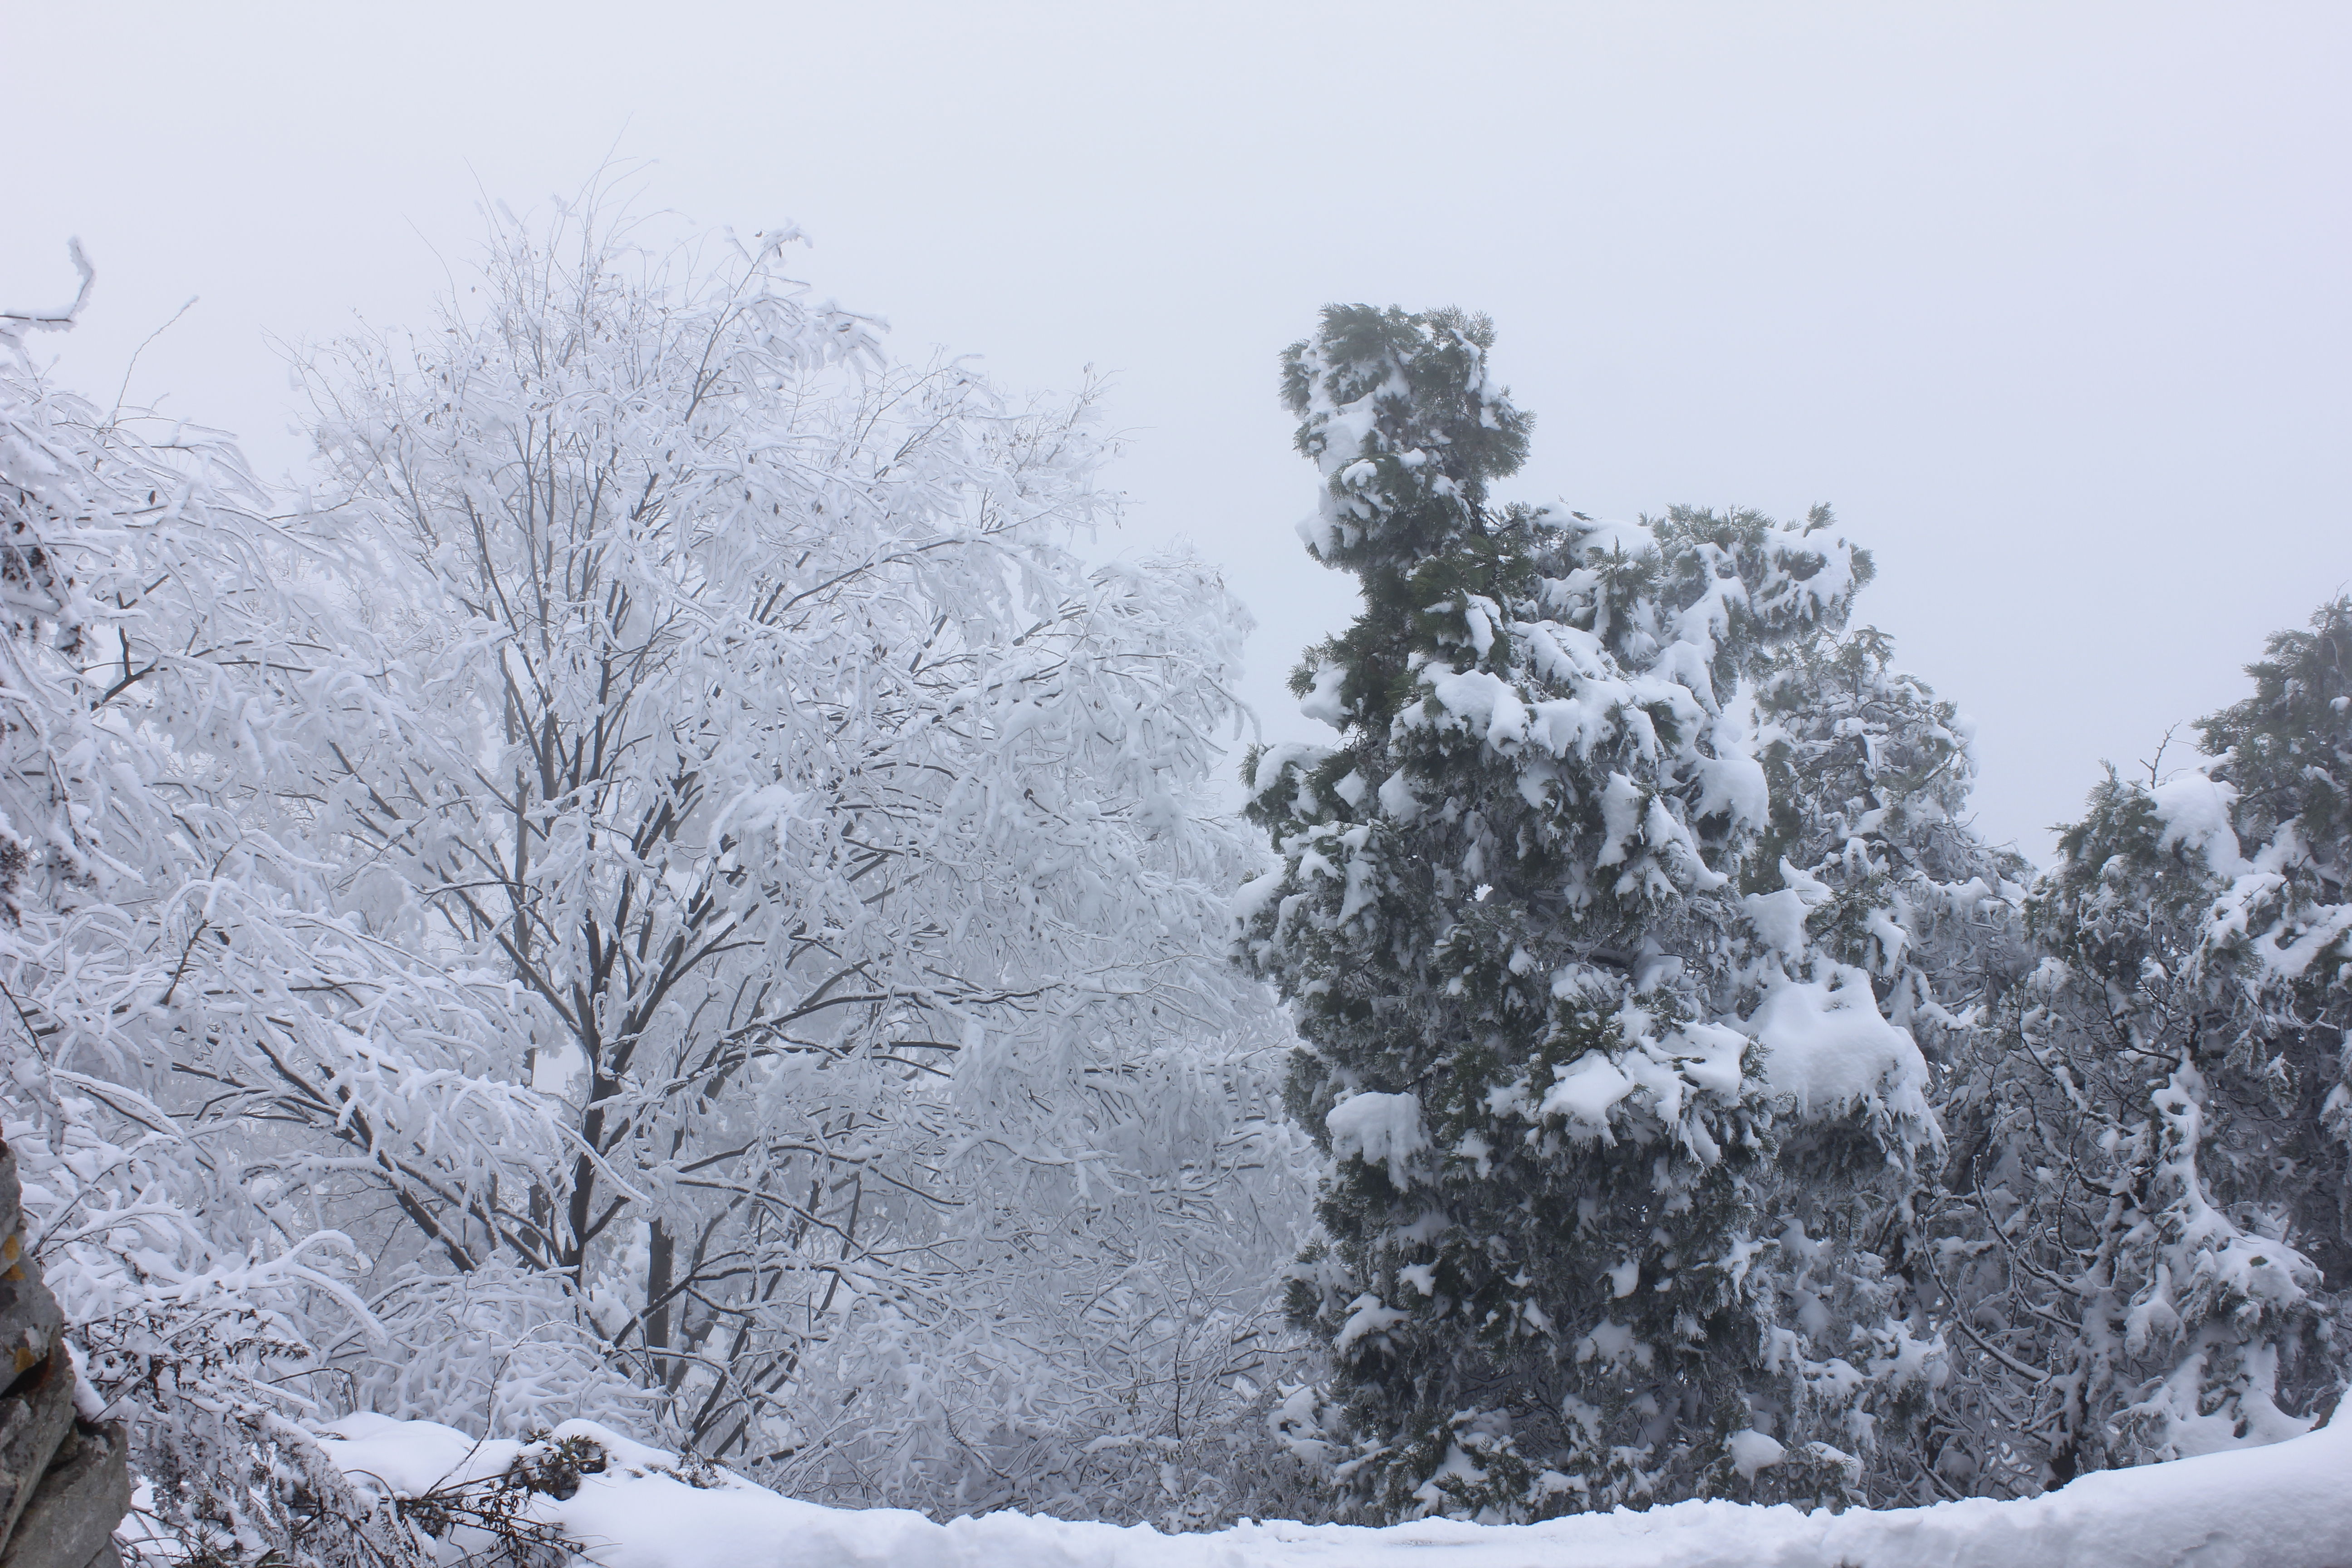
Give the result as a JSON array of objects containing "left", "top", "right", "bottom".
[{"left": 1240, "top": 306, "right": 1936, "bottom": 1519}]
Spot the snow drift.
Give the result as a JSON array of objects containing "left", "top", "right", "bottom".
[{"left": 316, "top": 1410, "right": 2351, "bottom": 1568}]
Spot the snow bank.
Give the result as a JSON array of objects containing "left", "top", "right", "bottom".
[
  {"left": 321, "top": 1411, "right": 2350, "bottom": 1568},
  {"left": 318, "top": 1414, "right": 511, "bottom": 1497}
]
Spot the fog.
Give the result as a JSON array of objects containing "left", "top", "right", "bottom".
[{"left": 8, "top": 1, "right": 2346, "bottom": 858}]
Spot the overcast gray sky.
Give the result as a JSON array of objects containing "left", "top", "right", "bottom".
[{"left": 7, "top": 2, "right": 2347, "bottom": 861}]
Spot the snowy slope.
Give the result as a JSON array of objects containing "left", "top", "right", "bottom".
[{"left": 318, "top": 1411, "right": 2351, "bottom": 1568}]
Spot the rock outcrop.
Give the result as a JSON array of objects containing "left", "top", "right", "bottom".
[{"left": 0, "top": 1143, "right": 127, "bottom": 1568}]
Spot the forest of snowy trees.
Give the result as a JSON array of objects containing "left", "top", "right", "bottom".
[{"left": 0, "top": 217, "right": 2344, "bottom": 1566}]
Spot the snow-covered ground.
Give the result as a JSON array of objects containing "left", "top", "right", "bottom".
[{"left": 317, "top": 1411, "right": 2351, "bottom": 1568}]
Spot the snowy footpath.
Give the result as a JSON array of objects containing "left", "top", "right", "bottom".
[{"left": 316, "top": 1411, "right": 2352, "bottom": 1568}]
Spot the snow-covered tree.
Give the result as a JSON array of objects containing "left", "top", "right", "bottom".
[
  {"left": 1749, "top": 628, "right": 2030, "bottom": 1062},
  {"left": 1240, "top": 305, "right": 1938, "bottom": 1520},
  {"left": 0, "top": 245, "right": 507, "bottom": 1567},
  {"left": 293, "top": 205, "right": 1313, "bottom": 1515},
  {"left": 1740, "top": 628, "right": 2030, "bottom": 1502},
  {"left": 1926, "top": 601, "right": 2351, "bottom": 1494},
  {"left": 1, "top": 208, "right": 1323, "bottom": 1546}
]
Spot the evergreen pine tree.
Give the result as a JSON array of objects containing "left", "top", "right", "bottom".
[
  {"left": 1239, "top": 306, "right": 1934, "bottom": 1519},
  {"left": 1928, "top": 599, "right": 2349, "bottom": 1493},
  {"left": 2190, "top": 599, "right": 2352, "bottom": 1292},
  {"left": 1742, "top": 629, "right": 2031, "bottom": 1502},
  {"left": 1749, "top": 627, "right": 2032, "bottom": 1061}
]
